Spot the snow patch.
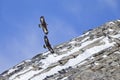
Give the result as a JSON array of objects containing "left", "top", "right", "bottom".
[
  {"left": 117, "top": 19, "right": 120, "bottom": 22},
  {"left": 32, "top": 37, "right": 115, "bottom": 80},
  {"left": 61, "top": 76, "right": 68, "bottom": 80},
  {"left": 81, "top": 37, "right": 89, "bottom": 43},
  {"left": 94, "top": 62, "right": 99, "bottom": 65},
  {"left": 111, "top": 34, "right": 120, "bottom": 38},
  {"left": 108, "top": 22, "right": 115, "bottom": 25},
  {"left": 102, "top": 55, "right": 107, "bottom": 58},
  {"left": 108, "top": 29, "right": 113, "bottom": 32}
]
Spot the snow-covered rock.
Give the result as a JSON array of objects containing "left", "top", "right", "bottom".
[{"left": 1, "top": 20, "right": 120, "bottom": 80}]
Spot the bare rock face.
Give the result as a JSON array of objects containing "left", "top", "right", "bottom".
[
  {"left": 67, "top": 46, "right": 120, "bottom": 80},
  {"left": 1, "top": 20, "right": 120, "bottom": 80}
]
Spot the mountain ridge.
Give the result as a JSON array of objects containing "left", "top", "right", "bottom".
[{"left": 1, "top": 19, "right": 120, "bottom": 80}]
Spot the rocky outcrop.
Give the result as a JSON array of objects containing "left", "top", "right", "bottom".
[{"left": 1, "top": 20, "right": 120, "bottom": 80}]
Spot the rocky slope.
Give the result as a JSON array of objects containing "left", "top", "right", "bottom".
[{"left": 1, "top": 20, "right": 120, "bottom": 80}]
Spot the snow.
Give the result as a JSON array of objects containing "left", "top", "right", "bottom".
[
  {"left": 42, "top": 51, "right": 50, "bottom": 56},
  {"left": 114, "top": 51, "right": 120, "bottom": 54},
  {"left": 8, "top": 34, "right": 117, "bottom": 80},
  {"left": 31, "top": 37, "right": 115, "bottom": 80},
  {"left": 60, "top": 48, "right": 68, "bottom": 52},
  {"left": 6, "top": 62, "right": 26, "bottom": 76},
  {"left": 108, "top": 22, "right": 115, "bottom": 25},
  {"left": 40, "top": 37, "right": 104, "bottom": 69},
  {"left": 9, "top": 66, "right": 33, "bottom": 80},
  {"left": 81, "top": 37, "right": 89, "bottom": 43},
  {"left": 90, "top": 56, "right": 94, "bottom": 59},
  {"left": 13, "top": 70, "right": 38, "bottom": 80},
  {"left": 61, "top": 77, "right": 68, "bottom": 80},
  {"left": 2, "top": 19, "right": 120, "bottom": 80},
  {"left": 111, "top": 34, "right": 120, "bottom": 38},
  {"left": 65, "top": 37, "right": 114, "bottom": 67},
  {"left": 102, "top": 55, "right": 107, "bottom": 58},
  {"left": 69, "top": 40, "right": 76, "bottom": 44},
  {"left": 83, "top": 31, "right": 90, "bottom": 36},
  {"left": 41, "top": 54, "right": 63, "bottom": 68},
  {"left": 108, "top": 29, "right": 113, "bottom": 32},
  {"left": 7, "top": 68, "right": 17, "bottom": 75},
  {"left": 81, "top": 37, "right": 103, "bottom": 46},
  {"left": 94, "top": 62, "right": 99, "bottom": 65},
  {"left": 76, "top": 61, "right": 87, "bottom": 67},
  {"left": 117, "top": 19, "right": 120, "bottom": 22}
]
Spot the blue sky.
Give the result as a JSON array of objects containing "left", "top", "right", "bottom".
[{"left": 0, "top": 0, "right": 120, "bottom": 73}]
